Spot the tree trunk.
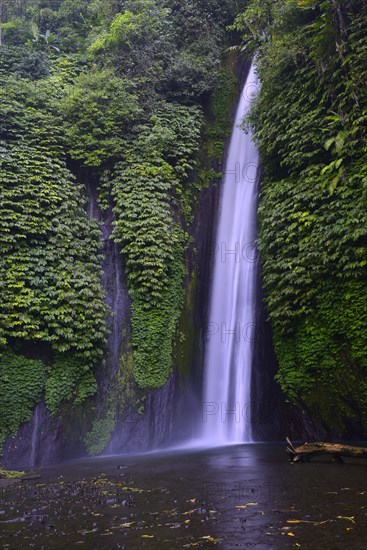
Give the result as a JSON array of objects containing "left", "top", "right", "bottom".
[{"left": 286, "top": 438, "right": 367, "bottom": 463}]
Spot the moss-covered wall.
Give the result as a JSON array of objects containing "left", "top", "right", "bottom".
[{"left": 0, "top": 0, "right": 246, "bottom": 462}]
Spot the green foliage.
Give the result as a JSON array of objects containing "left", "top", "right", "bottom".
[
  {"left": 0, "top": 0, "right": 90, "bottom": 51},
  {"left": 83, "top": 408, "right": 116, "bottom": 456},
  {"left": 0, "top": 350, "right": 45, "bottom": 450},
  {"left": 88, "top": 0, "right": 241, "bottom": 99},
  {"left": 0, "top": 45, "right": 48, "bottom": 78},
  {"left": 88, "top": 1, "right": 173, "bottom": 85},
  {"left": 0, "top": 75, "right": 107, "bottom": 360},
  {"left": 13, "top": 49, "right": 50, "bottom": 78},
  {"left": 0, "top": 68, "right": 107, "bottom": 446},
  {"left": 274, "top": 281, "right": 367, "bottom": 429},
  {"left": 1, "top": 16, "right": 32, "bottom": 46},
  {"left": 112, "top": 103, "right": 202, "bottom": 302},
  {"left": 0, "top": 0, "right": 243, "bottom": 452},
  {"left": 131, "top": 240, "right": 186, "bottom": 388},
  {"left": 237, "top": 0, "right": 367, "bottom": 430},
  {"left": 206, "top": 65, "right": 238, "bottom": 160},
  {"left": 45, "top": 355, "right": 97, "bottom": 415},
  {"left": 112, "top": 102, "right": 203, "bottom": 387},
  {"left": 61, "top": 69, "right": 140, "bottom": 166}
]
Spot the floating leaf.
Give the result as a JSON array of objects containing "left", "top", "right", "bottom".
[
  {"left": 287, "top": 520, "right": 302, "bottom": 524},
  {"left": 236, "top": 502, "right": 258, "bottom": 509},
  {"left": 337, "top": 516, "right": 355, "bottom": 523}
]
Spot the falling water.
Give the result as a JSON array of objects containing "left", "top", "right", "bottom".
[
  {"left": 201, "top": 63, "right": 260, "bottom": 445},
  {"left": 110, "top": 241, "right": 124, "bottom": 370},
  {"left": 29, "top": 403, "right": 40, "bottom": 467},
  {"left": 87, "top": 182, "right": 125, "bottom": 375}
]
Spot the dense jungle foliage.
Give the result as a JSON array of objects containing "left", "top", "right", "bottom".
[
  {"left": 1, "top": 0, "right": 366, "bottom": 453},
  {"left": 234, "top": 0, "right": 367, "bottom": 431},
  {"left": 0, "top": 0, "right": 242, "bottom": 451}
]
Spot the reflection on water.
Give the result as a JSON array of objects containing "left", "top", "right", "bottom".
[{"left": 1, "top": 444, "right": 367, "bottom": 549}]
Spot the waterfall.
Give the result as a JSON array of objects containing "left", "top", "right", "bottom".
[
  {"left": 29, "top": 403, "right": 40, "bottom": 467},
  {"left": 109, "top": 241, "right": 125, "bottom": 372},
  {"left": 201, "top": 63, "right": 260, "bottom": 445}
]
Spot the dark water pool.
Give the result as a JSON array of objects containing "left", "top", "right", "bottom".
[{"left": 1, "top": 444, "right": 367, "bottom": 549}]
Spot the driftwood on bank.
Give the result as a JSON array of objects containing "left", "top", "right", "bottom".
[{"left": 286, "top": 437, "right": 367, "bottom": 463}]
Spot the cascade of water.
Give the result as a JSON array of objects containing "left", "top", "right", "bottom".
[
  {"left": 29, "top": 403, "right": 40, "bottom": 467},
  {"left": 201, "top": 63, "right": 260, "bottom": 445},
  {"left": 110, "top": 241, "right": 124, "bottom": 370}
]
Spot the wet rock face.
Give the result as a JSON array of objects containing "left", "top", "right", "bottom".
[
  {"left": 1, "top": 179, "right": 180, "bottom": 467},
  {"left": 106, "top": 371, "right": 177, "bottom": 454},
  {"left": 2, "top": 401, "right": 63, "bottom": 469}
]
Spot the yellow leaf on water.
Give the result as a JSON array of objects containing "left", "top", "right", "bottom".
[
  {"left": 337, "top": 516, "right": 355, "bottom": 523},
  {"left": 141, "top": 535, "right": 155, "bottom": 538},
  {"left": 120, "top": 522, "right": 135, "bottom": 528},
  {"left": 287, "top": 532, "right": 295, "bottom": 537},
  {"left": 287, "top": 520, "right": 302, "bottom": 523}
]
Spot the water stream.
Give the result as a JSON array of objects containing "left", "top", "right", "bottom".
[
  {"left": 201, "top": 63, "right": 260, "bottom": 445},
  {"left": 29, "top": 403, "right": 40, "bottom": 468}
]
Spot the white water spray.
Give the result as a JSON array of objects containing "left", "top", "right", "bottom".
[{"left": 201, "top": 63, "right": 260, "bottom": 445}]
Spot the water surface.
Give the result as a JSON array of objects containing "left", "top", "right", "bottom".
[{"left": 1, "top": 444, "right": 366, "bottom": 548}]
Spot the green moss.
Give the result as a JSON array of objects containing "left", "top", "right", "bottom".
[
  {"left": 175, "top": 268, "right": 198, "bottom": 379},
  {"left": 84, "top": 344, "right": 144, "bottom": 456},
  {"left": 275, "top": 280, "right": 367, "bottom": 430},
  {"left": 117, "top": 347, "right": 141, "bottom": 407},
  {"left": 131, "top": 240, "right": 186, "bottom": 388},
  {"left": 0, "top": 350, "right": 45, "bottom": 452},
  {"left": 206, "top": 63, "right": 238, "bottom": 161},
  {"left": 197, "top": 58, "right": 239, "bottom": 191},
  {"left": 83, "top": 409, "right": 116, "bottom": 456}
]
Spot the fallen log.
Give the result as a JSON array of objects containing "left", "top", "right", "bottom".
[{"left": 286, "top": 437, "right": 367, "bottom": 463}]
